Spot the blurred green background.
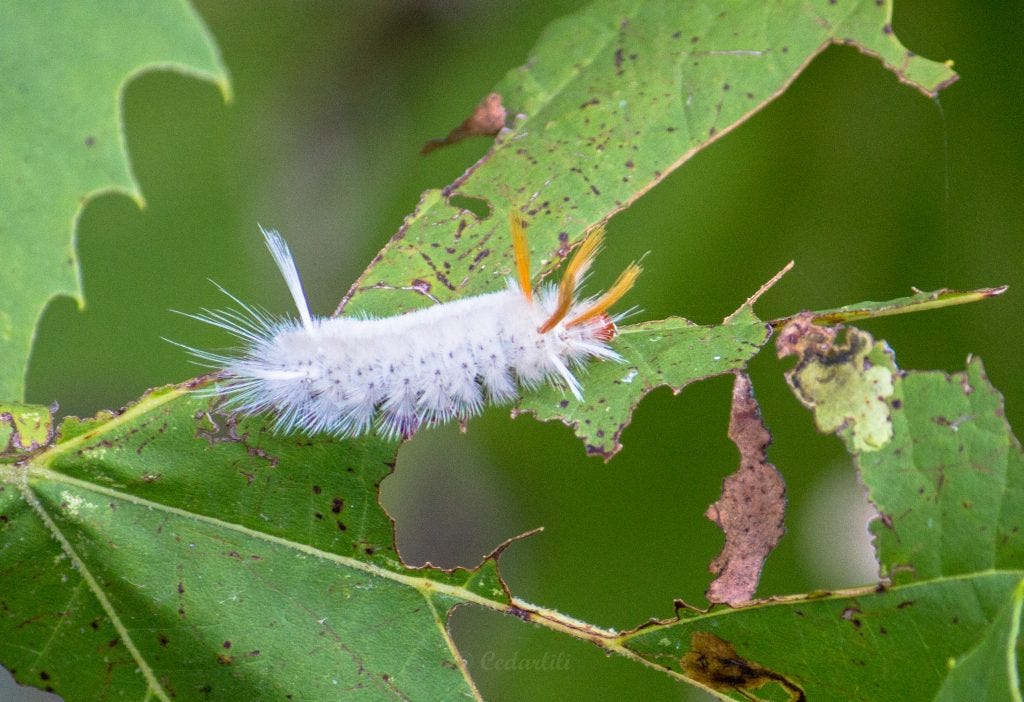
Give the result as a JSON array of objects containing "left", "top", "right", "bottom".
[{"left": 14, "top": 1, "right": 1023, "bottom": 700}]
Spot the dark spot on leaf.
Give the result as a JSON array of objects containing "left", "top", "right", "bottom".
[
  {"left": 177, "top": 581, "right": 185, "bottom": 594},
  {"left": 331, "top": 497, "right": 344, "bottom": 514},
  {"left": 882, "top": 23, "right": 893, "bottom": 34},
  {"left": 312, "top": 485, "right": 322, "bottom": 495},
  {"left": 580, "top": 98, "right": 600, "bottom": 109},
  {"left": 39, "top": 671, "right": 50, "bottom": 681},
  {"left": 337, "top": 521, "right": 347, "bottom": 531},
  {"left": 314, "top": 512, "right": 323, "bottom": 520},
  {"left": 364, "top": 546, "right": 376, "bottom": 555},
  {"left": 84, "top": 136, "right": 96, "bottom": 147},
  {"left": 471, "top": 249, "right": 490, "bottom": 268},
  {"left": 159, "top": 634, "right": 169, "bottom": 646},
  {"left": 891, "top": 399, "right": 902, "bottom": 409},
  {"left": 217, "top": 653, "right": 233, "bottom": 665},
  {"left": 223, "top": 640, "right": 232, "bottom": 649},
  {"left": 108, "top": 638, "right": 119, "bottom": 648},
  {"left": 841, "top": 607, "right": 862, "bottom": 628},
  {"left": 559, "top": 400, "right": 569, "bottom": 408},
  {"left": 897, "top": 600, "right": 914, "bottom": 609},
  {"left": 614, "top": 48, "right": 624, "bottom": 74},
  {"left": 681, "top": 632, "right": 805, "bottom": 700}
]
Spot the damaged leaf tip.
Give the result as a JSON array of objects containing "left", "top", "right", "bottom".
[{"left": 421, "top": 92, "right": 507, "bottom": 155}]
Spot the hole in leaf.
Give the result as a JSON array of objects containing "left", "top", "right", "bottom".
[{"left": 449, "top": 195, "right": 491, "bottom": 220}]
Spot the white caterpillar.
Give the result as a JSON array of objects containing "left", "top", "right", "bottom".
[{"left": 186, "top": 214, "right": 640, "bottom": 439}]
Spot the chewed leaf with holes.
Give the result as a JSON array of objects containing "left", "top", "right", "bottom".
[
  {"left": 341, "top": 0, "right": 956, "bottom": 319},
  {"left": 517, "top": 313, "right": 770, "bottom": 459},
  {"left": 1, "top": 288, "right": 1006, "bottom": 700},
  {"left": 857, "top": 358, "right": 1024, "bottom": 585},
  {"left": 0, "top": 388, "right": 514, "bottom": 700},
  {"left": 0, "top": 5, "right": 230, "bottom": 401},
  {"left": 623, "top": 353, "right": 1024, "bottom": 700},
  {"left": 0, "top": 402, "right": 54, "bottom": 458},
  {"left": 779, "top": 320, "right": 898, "bottom": 453},
  {"left": 514, "top": 283, "right": 1003, "bottom": 459}
]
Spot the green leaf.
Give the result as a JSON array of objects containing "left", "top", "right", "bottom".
[
  {"left": 623, "top": 573, "right": 1023, "bottom": 702},
  {"left": 622, "top": 351, "right": 1024, "bottom": 700},
  {"left": 340, "top": 0, "right": 956, "bottom": 321},
  {"left": 1, "top": 288, "right": 1002, "bottom": 701},
  {"left": 517, "top": 314, "right": 771, "bottom": 459},
  {"left": 0, "top": 387, "right": 519, "bottom": 700},
  {"left": 778, "top": 317, "right": 1024, "bottom": 584},
  {"left": 0, "top": 2, "right": 230, "bottom": 401},
  {"left": 785, "top": 286, "right": 1009, "bottom": 327},
  {"left": 935, "top": 577, "right": 1024, "bottom": 702},
  {"left": 860, "top": 357, "right": 1024, "bottom": 583}
]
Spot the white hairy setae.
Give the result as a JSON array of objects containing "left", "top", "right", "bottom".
[{"left": 185, "top": 214, "right": 641, "bottom": 440}]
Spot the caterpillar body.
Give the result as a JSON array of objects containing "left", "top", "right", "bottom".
[{"left": 186, "top": 214, "right": 641, "bottom": 439}]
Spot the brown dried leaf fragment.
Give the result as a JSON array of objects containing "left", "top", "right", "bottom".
[
  {"left": 681, "top": 631, "right": 805, "bottom": 702},
  {"left": 421, "top": 92, "right": 507, "bottom": 155},
  {"left": 705, "top": 372, "right": 786, "bottom": 606}
]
